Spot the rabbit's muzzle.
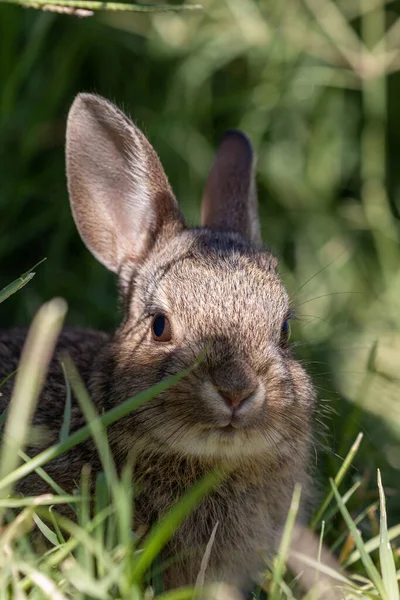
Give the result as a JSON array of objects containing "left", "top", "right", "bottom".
[
  {"left": 215, "top": 385, "right": 257, "bottom": 411},
  {"left": 199, "top": 379, "right": 265, "bottom": 428}
]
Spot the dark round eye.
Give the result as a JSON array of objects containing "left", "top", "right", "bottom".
[
  {"left": 152, "top": 314, "right": 172, "bottom": 342},
  {"left": 281, "top": 319, "right": 291, "bottom": 345}
]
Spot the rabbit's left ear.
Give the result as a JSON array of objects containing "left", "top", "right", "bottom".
[{"left": 201, "top": 130, "right": 261, "bottom": 245}]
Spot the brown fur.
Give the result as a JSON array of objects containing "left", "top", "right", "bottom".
[{"left": 0, "top": 94, "right": 318, "bottom": 592}]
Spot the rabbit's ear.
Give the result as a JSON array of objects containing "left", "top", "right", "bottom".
[
  {"left": 66, "top": 93, "right": 185, "bottom": 273},
  {"left": 201, "top": 130, "right": 261, "bottom": 245}
]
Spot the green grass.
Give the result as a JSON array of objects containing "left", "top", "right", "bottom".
[{"left": 0, "top": 0, "right": 400, "bottom": 596}]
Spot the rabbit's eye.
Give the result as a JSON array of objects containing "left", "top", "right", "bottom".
[
  {"left": 152, "top": 314, "right": 172, "bottom": 342},
  {"left": 280, "top": 320, "right": 291, "bottom": 345}
]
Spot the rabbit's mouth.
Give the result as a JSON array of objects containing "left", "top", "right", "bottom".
[
  {"left": 144, "top": 414, "right": 286, "bottom": 460},
  {"left": 218, "top": 424, "right": 237, "bottom": 435},
  {"left": 189, "top": 423, "right": 277, "bottom": 458}
]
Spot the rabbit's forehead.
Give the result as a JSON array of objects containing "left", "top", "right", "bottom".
[{"left": 141, "top": 251, "right": 289, "bottom": 327}]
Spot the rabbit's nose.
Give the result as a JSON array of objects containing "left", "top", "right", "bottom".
[{"left": 217, "top": 387, "right": 256, "bottom": 411}]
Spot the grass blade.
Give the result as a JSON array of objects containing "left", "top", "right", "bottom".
[
  {"left": 62, "top": 560, "right": 110, "bottom": 599},
  {"left": 315, "top": 519, "right": 325, "bottom": 591},
  {"left": 15, "top": 562, "right": 68, "bottom": 600},
  {"left": 345, "top": 523, "right": 400, "bottom": 567},
  {"left": 129, "top": 470, "right": 224, "bottom": 584},
  {"left": 18, "top": 449, "right": 69, "bottom": 499},
  {"left": 0, "top": 495, "right": 82, "bottom": 508},
  {"left": 332, "top": 500, "right": 379, "bottom": 554},
  {"left": 0, "top": 273, "right": 35, "bottom": 305},
  {"left": 32, "top": 513, "right": 59, "bottom": 546},
  {"left": 269, "top": 483, "right": 302, "bottom": 600},
  {"left": 155, "top": 588, "right": 218, "bottom": 600},
  {"left": 310, "top": 432, "right": 363, "bottom": 529},
  {"left": 0, "top": 259, "right": 46, "bottom": 304},
  {"left": 0, "top": 507, "right": 35, "bottom": 548},
  {"left": 59, "top": 361, "right": 72, "bottom": 443},
  {"left": 0, "top": 298, "right": 67, "bottom": 510},
  {"left": 94, "top": 472, "right": 109, "bottom": 562},
  {"left": 288, "top": 549, "right": 354, "bottom": 587},
  {"left": 3, "top": 0, "right": 202, "bottom": 12},
  {"left": 0, "top": 368, "right": 19, "bottom": 389},
  {"left": 377, "top": 469, "right": 399, "bottom": 600},
  {"left": 330, "top": 478, "right": 388, "bottom": 600},
  {"left": 62, "top": 355, "right": 118, "bottom": 490},
  {"left": 34, "top": 506, "right": 113, "bottom": 569}
]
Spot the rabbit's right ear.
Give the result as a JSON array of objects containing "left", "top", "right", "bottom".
[
  {"left": 66, "top": 94, "right": 185, "bottom": 274},
  {"left": 201, "top": 130, "right": 261, "bottom": 245}
]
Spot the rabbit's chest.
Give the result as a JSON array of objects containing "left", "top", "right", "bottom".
[
  {"left": 135, "top": 476, "right": 279, "bottom": 550},
  {"left": 138, "top": 484, "right": 280, "bottom": 590}
]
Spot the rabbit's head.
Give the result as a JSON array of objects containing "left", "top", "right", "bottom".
[{"left": 66, "top": 94, "right": 315, "bottom": 462}]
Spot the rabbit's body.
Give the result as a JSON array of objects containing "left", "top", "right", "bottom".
[
  {"left": 0, "top": 94, "right": 317, "bottom": 591},
  {"left": 0, "top": 328, "right": 106, "bottom": 494}
]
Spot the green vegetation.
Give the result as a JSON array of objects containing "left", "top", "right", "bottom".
[{"left": 0, "top": 0, "right": 399, "bottom": 597}]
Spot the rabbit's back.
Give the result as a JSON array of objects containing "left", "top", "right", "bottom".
[
  {"left": 0, "top": 327, "right": 109, "bottom": 494},
  {"left": 0, "top": 327, "right": 108, "bottom": 408}
]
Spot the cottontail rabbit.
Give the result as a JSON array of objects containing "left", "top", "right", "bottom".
[{"left": 0, "top": 94, "right": 316, "bottom": 592}]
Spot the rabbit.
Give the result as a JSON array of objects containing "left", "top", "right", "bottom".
[{"left": 0, "top": 93, "right": 318, "bottom": 593}]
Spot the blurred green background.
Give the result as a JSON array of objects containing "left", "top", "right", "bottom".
[{"left": 0, "top": 0, "right": 399, "bottom": 530}]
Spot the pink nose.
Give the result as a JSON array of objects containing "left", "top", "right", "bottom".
[{"left": 217, "top": 387, "right": 256, "bottom": 411}]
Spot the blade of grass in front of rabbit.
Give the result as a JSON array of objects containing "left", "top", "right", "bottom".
[
  {"left": 18, "top": 448, "right": 70, "bottom": 499},
  {"left": 0, "top": 495, "right": 82, "bottom": 509},
  {"left": 0, "top": 368, "right": 19, "bottom": 389},
  {"left": 321, "top": 480, "right": 361, "bottom": 535},
  {"left": 332, "top": 499, "right": 379, "bottom": 555},
  {"left": 37, "top": 506, "right": 114, "bottom": 572},
  {"left": 269, "top": 483, "right": 301, "bottom": 600},
  {"left": 377, "top": 469, "right": 399, "bottom": 600},
  {"left": 94, "top": 472, "right": 109, "bottom": 574},
  {"left": 154, "top": 589, "right": 209, "bottom": 600},
  {"left": 344, "top": 522, "right": 400, "bottom": 568},
  {"left": 62, "top": 355, "right": 119, "bottom": 490},
  {"left": 310, "top": 432, "right": 363, "bottom": 530},
  {"left": 63, "top": 353, "right": 143, "bottom": 571},
  {"left": 13, "top": 561, "right": 67, "bottom": 600},
  {"left": 32, "top": 512, "right": 59, "bottom": 546},
  {"left": 330, "top": 479, "right": 388, "bottom": 600},
  {"left": 34, "top": 505, "right": 113, "bottom": 569},
  {"left": 287, "top": 550, "right": 355, "bottom": 589},
  {"left": 75, "top": 465, "right": 93, "bottom": 577},
  {"left": 62, "top": 354, "right": 136, "bottom": 584},
  {"left": 0, "top": 298, "right": 67, "bottom": 526},
  {"left": 17, "top": 507, "right": 113, "bottom": 594},
  {"left": 59, "top": 360, "right": 72, "bottom": 443},
  {"left": 314, "top": 519, "right": 325, "bottom": 591},
  {"left": 129, "top": 469, "right": 225, "bottom": 585}
]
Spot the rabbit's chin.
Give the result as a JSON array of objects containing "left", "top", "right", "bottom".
[{"left": 151, "top": 425, "right": 287, "bottom": 461}]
